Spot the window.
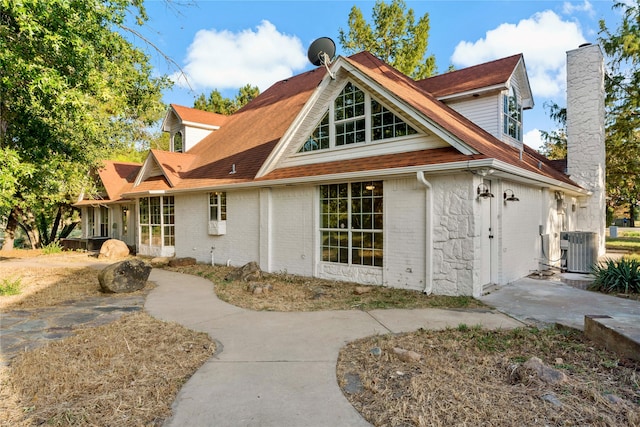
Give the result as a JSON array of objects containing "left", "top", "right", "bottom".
[
  {"left": 372, "top": 100, "right": 417, "bottom": 140},
  {"left": 300, "top": 112, "right": 330, "bottom": 152},
  {"left": 298, "top": 82, "right": 417, "bottom": 152},
  {"left": 503, "top": 86, "right": 522, "bottom": 141},
  {"left": 320, "top": 181, "right": 383, "bottom": 267},
  {"left": 209, "top": 192, "right": 227, "bottom": 221},
  {"left": 139, "top": 196, "right": 174, "bottom": 247},
  {"left": 173, "top": 131, "right": 183, "bottom": 153},
  {"left": 87, "top": 207, "right": 96, "bottom": 236},
  {"left": 99, "top": 206, "right": 109, "bottom": 237}
]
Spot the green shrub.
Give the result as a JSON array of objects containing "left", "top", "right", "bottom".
[
  {"left": 590, "top": 258, "right": 640, "bottom": 294},
  {"left": 42, "top": 241, "right": 63, "bottom": 255},
  {"left": 0, "top": 277, "right": 21, "bottom": 296}
]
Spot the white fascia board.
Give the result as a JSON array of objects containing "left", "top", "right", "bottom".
[
  {"left": 125, "top": 158, "right": 585, "bottom": 197},
  {"left": 340, "top": 62, "right": 478, "bottom": 156},
  {"left": 435, "top": 83, "right": 507, "bottom": 102},
  {"left": 133, "top": 152, "right": 174, "bottom": 188},
  {"left": 180, "top": 120, "right": 220, "bottom": 131},
  {"left": 161, "top": 107, "right": 178, "bottom": 132},
  {"left": 255, "top": 68, "right": 335, "bottom": 178}
]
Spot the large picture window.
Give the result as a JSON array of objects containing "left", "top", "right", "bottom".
[
  {"left": 320, "top": 181, "right": 383, "bottom": 267},
  {"left": 139, "top": 196, "right": 175, "bottom": 247},
  {"left": 299, "top": 82, "right": 417, "bottom": 153}
]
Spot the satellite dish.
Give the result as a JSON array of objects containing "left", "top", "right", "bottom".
[{"left": 307, "top": 37, "right": 336, "bottom": 66}]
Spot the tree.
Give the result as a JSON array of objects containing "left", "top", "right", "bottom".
[
  {"left": 0, "top": 0, "right": 169, "bottom": 250},
  {"left": 193, "top": 84, "right": 260, "bottom": 114},
  {"left": 338, "top": 0, "right": 436, "bottom": 79},
  {"left": 539, "top": 102, "right": 568, "bottom": 160},
  {"left": 599, "top": 0, "right": 640, "bottom": 226}
]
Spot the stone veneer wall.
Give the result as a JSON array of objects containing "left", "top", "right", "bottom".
[{"left": 566, "top": 44, "right": 606, "bottom": 255}]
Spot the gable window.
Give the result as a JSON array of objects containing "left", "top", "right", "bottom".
[
  {"left": 139, "top": 196, "right": 174, "bottom": 247},
  {"left": 298, "top": 82, "right": 417, "bottom": 153},
  {"left": 173, "top": 131, "right": 183, "bottom": 153},
  {"left": 300, "top": 112, "right": 330, "bottom": 152},
  {"left": 320, "top": 181, "right": 383, "bottom": 267},
  {"left": 503, "top": 86, "right": 522, "bottom": 141},
  {"left": 208, "top": 192, "right": 227, "bottom": 235}
]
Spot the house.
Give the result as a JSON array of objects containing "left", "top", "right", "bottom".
[{"left": 75, "top": 43, "right": 605, "bottom": 297}]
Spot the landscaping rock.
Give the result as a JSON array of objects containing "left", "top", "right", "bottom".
[
  {"left": 393, "top": 347, "right": 422, "bottom": 362},
  {"left": 370, "top": 347, "right": 382, "bottom": 356},
  {"left": 247, "top": 282, "right": 273, "bottom": 295},
  {"left": 98, "top": 239, "right": 130, "bottom": 259},
  {"left": 150, "top": 257, "right": 171, "bottom": 267},
  {"left": 98, "top": 259, "right": 152, "bottom": 293},
  {"left": 523, "top": 356, "right": 567, "bottom": 384},
  {"left": 168, "top": 257, "right": 197, "bottom": 267},
  {"left": 354, "top": 286, "right": 373, "bottom": 295},
  {"left": 541, "top": 392, "right": 562, "bottom": 407},
  {"left": 226, "top": 261, "right": 262, "bottom": 282}
]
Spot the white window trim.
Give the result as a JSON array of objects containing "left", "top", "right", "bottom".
[{"left": 208, "top": 192, "right": 227, "bottom": 235}]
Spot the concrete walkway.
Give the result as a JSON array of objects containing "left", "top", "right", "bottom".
[
  {"left": 481, "top": 275, "right": 640, "bottom": 331},
  {"left": 144, "top": 269, "right": 522, "bottom": 427}
]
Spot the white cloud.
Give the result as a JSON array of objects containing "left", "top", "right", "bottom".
[
  {"left": 172, "top": 20, "right": 308, "bottom": 92},
  {"left": 524, "top": 128, "right": 544, "bottom": 151},
  {"left": 562, "top": 0, "right": 595, "bottom": 17},
  {"left": 451, "top": 10, "right": 586, "bottom": 99}
]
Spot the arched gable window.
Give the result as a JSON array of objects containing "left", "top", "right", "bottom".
[
  {"left": 299, "top": 82, "right": 417, "bottom": 153},
  {"left": 173, "top": 131, "right": 183, "bottom": 153}
]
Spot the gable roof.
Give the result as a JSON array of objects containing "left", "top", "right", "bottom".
[
  {"left": 415, "top": 54, "right": 523, "bottom": 98},
  {"left": 75, "top": 160, "right": 140, "bottom": 206},
  {"left": 169, "top": 104, "right": 228, "bottom": 127},
  {"left": 118, "top": 51, "right": 582, "bottom": 197}
]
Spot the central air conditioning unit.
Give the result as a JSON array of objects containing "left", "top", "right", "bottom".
[{"left": 560, "top": 231, "right": 597, "bottom": 273}]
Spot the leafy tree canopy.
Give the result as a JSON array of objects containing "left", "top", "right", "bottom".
[
  {"left": 539, "top": 102, "right": 568, "bottom": 160},
  {"left": 0, "top": 0, "right": 169, "bottom": 248},
  {"left": 193, "top": 84, "right": 260, "bottom": 115},
  {"left": 599, "top": 0, "right": 640, "bottom": 224},
  {"left": 338, "top": 0, "right": 436, "bottom": 79}
]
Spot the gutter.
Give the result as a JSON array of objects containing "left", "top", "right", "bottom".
[
  {"left": 416, "top": 171, "right": 434, "bottom": 295},
  {"left": 122, "top": 158, "right": 587, "bottom": 199}
]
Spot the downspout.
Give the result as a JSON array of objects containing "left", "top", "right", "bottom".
[{"left": 416, "top": 171, "right": 433, "bottom": 295}]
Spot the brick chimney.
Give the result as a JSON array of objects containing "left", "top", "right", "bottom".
[{"left": 566, "top": 43, "right": 606, "bottom": 255}]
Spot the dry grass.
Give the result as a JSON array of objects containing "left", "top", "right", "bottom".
[
  {"left": 337, "top": 326, "right": 640, "bottom": 426},
  {"left": 1, "top": 266, "right": 114, "bottom": 311},
  {"left": 1, "top": 312, "right": 214, "bottom": 426},
  {"left": 0, "top": 251, "right": 215, "bottom": 426},
  {"left": 166, "top": 264, "right": 483, "bottom": 311}
]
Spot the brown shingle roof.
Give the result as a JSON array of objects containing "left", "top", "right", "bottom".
[
  {"left": 170, "top": 104, "right": 228, "bottom": 127},
  {"left": 118, "top": 52, "right": 578, "bottom": 196},
  {"left": 415, "top": 54, "right": 522, "bottom": 97}
]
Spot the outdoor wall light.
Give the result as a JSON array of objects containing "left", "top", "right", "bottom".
[
  {"left": 503, "top": 189, "right": 520, "bottom": 203},
  {"left": 476, "top": 183, "right": 494, "bottom": 200}
]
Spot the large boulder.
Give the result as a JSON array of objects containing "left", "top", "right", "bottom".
[
  {"left": 98, "top": 259, "right": 152, "bottom": 293},
  {"left": 225, "top": 261, "right": 262, "bottom": 282},
  {"left": 98, "top": 239, "right": 130, "bottom": 259}
]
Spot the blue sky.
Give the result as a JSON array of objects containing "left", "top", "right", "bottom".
[{"left": 131, "top": 0, "right": 624, "bottom": 150}]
